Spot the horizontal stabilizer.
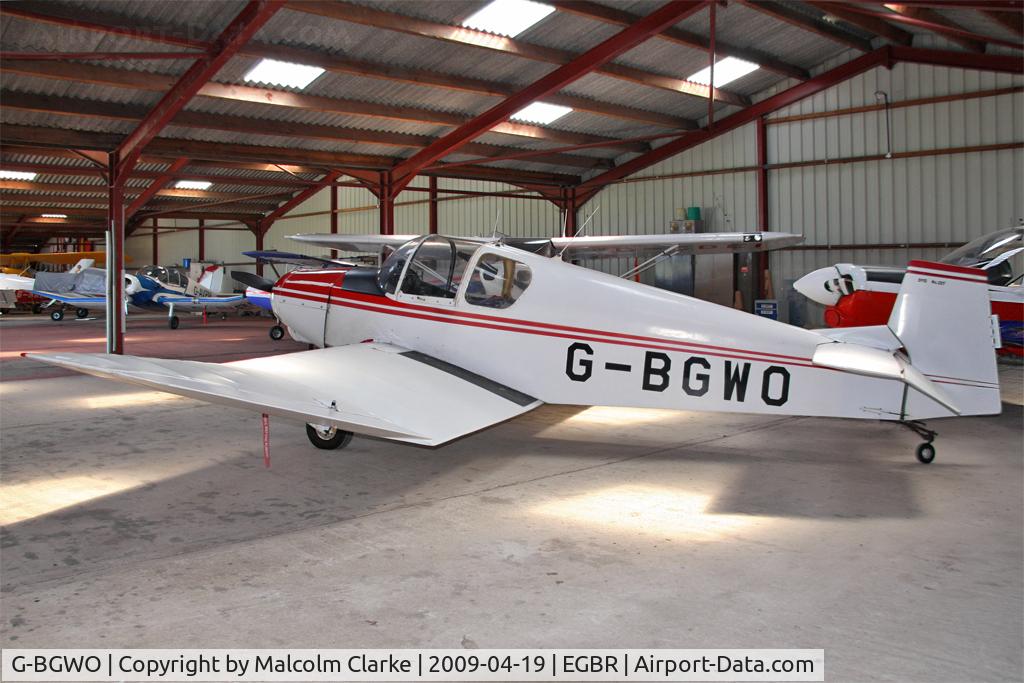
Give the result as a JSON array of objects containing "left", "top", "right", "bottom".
[
  {"left": 812, "top": 342, "right": 959, "bottom": 415},
  {"left": 26, "top": 343, "right": 541, "bottom": 446}
]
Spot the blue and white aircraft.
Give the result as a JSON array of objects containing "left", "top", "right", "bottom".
[{"left": 34, "top": 263, "right": 248, "bottom": 328}]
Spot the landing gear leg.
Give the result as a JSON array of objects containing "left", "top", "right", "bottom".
[
  {"left": 168, "top": 303, "right": 179, "bottom": 330},
  {"left": 901, "top": 420, "right": 937, "bottom": 464}
]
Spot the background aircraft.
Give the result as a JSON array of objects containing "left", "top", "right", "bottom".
[
  {"left": 33, "top": 263, "right": 247, "bottom": 327},
  {"left": 30, "top": 232, "right": 1000, "bottom": 465},
  {"left": 0, "top": 250, "right": 113, "bottom": 274},
  {"left": 794, "top": 227, "right": 1024, "bottom": 356}
]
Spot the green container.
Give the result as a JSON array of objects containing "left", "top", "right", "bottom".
[{"left": 685, "top": 206, "right": 701, "bottom": 221}]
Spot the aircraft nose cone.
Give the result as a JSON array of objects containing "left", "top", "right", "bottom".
[{"left": 794, "top": 267, "right": 842, "bottom": 306}]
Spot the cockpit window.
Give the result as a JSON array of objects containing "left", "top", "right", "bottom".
[
  {"left": 378, "top": 238, "right": 422, "bottom": 295},
  {"left": 393, "top": 236, "right": 480, "bottom": 299},
  {"left": 942, "top": 227, "right": 1023, "bottom": 286},
  {"left": 402, "top": 237, "right": 454, "bottom": 298},
  {"left": 138, "top": 265, "right": 187, "bottom": 288},
  {"left": 465, "top": 253, "right": 532, "bottom": 309}
]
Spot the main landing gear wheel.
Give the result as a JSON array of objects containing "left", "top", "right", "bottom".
[
  {"left": 269, "top": 325, "right": 285, "bottom": 341},
  {"left": 220, "top": 312, "right": 228, "bottom": 321},
  {"left": 168, "top": 315, "right": 180, "bottom": 330},
  {"left": 50, "top": 309, "right": 64, "bottom": 321},
  {"left": 305, "top": 423, "right": 353, "bottom": 450},
  {"left": 75, "top": 307, "right": 89, "bottom": 318},
  {"left": 901, "top": 420, "right": 938, "bottom": 464},
  {"left": 31, "top": 304, "right": 42, "bottom": 314}
]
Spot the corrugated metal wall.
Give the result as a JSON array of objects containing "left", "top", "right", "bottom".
[
  {"left": 584, "top": 56, "right": 1024, "bottom": 324},
  {"left": 129, "top": 55, "right": 1021, "bottom": 321}
]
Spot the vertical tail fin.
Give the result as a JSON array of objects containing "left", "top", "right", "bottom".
[
  {"left": 888, "top": 260, "right": 1000, "bottom": 417},
  {"left": 186, "top": 264, "right": 225, "bottom": 295}
]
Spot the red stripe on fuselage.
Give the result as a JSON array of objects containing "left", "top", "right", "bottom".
[
  {"left": 907, "top": 260, "right": 987, "bottom": 276},
  {"left": 906, "top": 269, "right": 988, "bottom": 284},
  {"left": 276, "top": 285, "right": 821, "bottom": 369}
]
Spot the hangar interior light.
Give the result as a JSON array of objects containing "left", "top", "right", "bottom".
[
  {"left": 0, "top": 170, "right": 37, "bottom": 180},
  {"left": 244, "top": 58, "right": 325, "bottom": 90},
  {"left": 688, "top": 57, "right": 760, "bottom": 88},
  {"left": 510, "top": 102, "right": 572, "bottom": 125},
  {"left": 175, "top": 180, "right": 212, "bottom": 190},
  {"left": 461, "top": 0, "right": 555, "bottom": 37},
  {"left": 41, "top": 214, "right": 68, "bottom": 218}
]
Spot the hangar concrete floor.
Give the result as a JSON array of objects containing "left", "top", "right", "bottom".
[{"left": 1, "top": 316, "right": 1021, "bottom": 681}]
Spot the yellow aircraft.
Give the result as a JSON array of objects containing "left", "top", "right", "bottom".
[{"left": 0, "top": 251, "right": 122, "bottom": 275}]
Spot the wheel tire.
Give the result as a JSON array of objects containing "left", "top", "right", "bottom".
[
  {"left": 916, "top": 442, "right": 936, "bottom": 465},
  {"left": 32, "top": 304, "right": 42, "bottom": 315},
  {"left": 76, "top": 307, "right": 89, "bottom": 318},
  {"left": 305, "top": 424, "right": 353, "bottom": 450},
  {"left": 50, "top": 309, "right": 64, "bottom": 321},
  {"left": 220, "top": 312, "right": 228, "bottom": 321},
  {"left": 168, "top": 315, "right": 180, "bottom": 330},
  {"left": 269, "top": 325, "right": 285, "bottom": 341}
]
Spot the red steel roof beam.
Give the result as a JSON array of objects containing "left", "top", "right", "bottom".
[
  {"left": 115, "top": 0, "right": 284, "bottom": 174},
  {"left": 124, "top": 157, "right": 189, "bottom": 218},
  {"left": 258, "top": 170, "right": 343, "bottom": 234},
  {"left": 391, "top": 0, "right": 707, "bottom": 193},
  {"left": 575, "top": 45, "right": 1023, "bottom": 200},
  {"left": 874, "top": 4, "right": 997, "bottom": 52},
  {"left": 0, "top": 51, "right": 207, "bottom": 61}
]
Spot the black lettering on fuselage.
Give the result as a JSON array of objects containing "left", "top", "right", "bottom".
[
  {"left": 642, "top": 352, "right": 671, "bottom": 391},
  {"left": 682, "top": 356, "right": 711, "bottom": 396},
  {"left": 761, "top": 365, "right": 790, "bottom": 406},
  {"left": 723, "top": 361, "right": 751, "bottom": 402},
  {"left": 566, "top": 342, "right": 593, "bottom": 382}
]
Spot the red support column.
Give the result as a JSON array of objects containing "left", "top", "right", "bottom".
[
  {"left": 428, "top": 176, "right": 438, "bottom": 235},
  {"left": 756, "top": 116, "right": 769, "bottom": 298},
  {"left": 198, "top": 218, "right": 205, "bottom": 261},
  {"left": 253, "top": 224, "right": 265, "bottom": 277},
  {"left": 152, "top": 217, "right": 158, "bottom": 264},
  {"left": 107, "top": 152, "right": 126, "bottom": 355},
  {"left": 378, "top": 171, "right": 395, "bottom": 235},
  {"left": 330, "top": 184, "right": 339, "bottom": 259},
  {"left": 562, "top": 188, "right": 578, "bottom": 237}
]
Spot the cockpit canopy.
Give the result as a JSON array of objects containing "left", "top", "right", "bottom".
[
  {"left": 376, "top": 235, "right": 534, "bottom": 308},
  {"left": 942, "top": 227, "right": 1023, "bottom": 287},
  {"left": 137, "top": 265, "right": 189, "bottom": 289},
  {"left": 378, "top": 235, "right": 479, "bottom": 297}
]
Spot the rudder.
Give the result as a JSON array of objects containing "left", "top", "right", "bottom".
[{"left": 888, "top": 260, "right": 1000, "bottom": 417}]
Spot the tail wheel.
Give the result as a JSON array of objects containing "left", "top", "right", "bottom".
[
  {"left": 269, "top": 325, "right": 285, "bottom": 341},
  {"left": 168, "top": 315, "right": 180, "bottom": 330},
  {"left": 50, "top": 309, "right": 64, "bottom": 321},
  {"left": 75, "top": 308, "right": 89, "bottom": 318},
  {"left": 305, "top": 424, "right": 353, "bottom": 450},
  {"left": 915, "top": 443, "right": 936, "bottom": 464}
]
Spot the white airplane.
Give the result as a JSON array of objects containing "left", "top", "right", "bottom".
[{"left": 26, "top": 232, "right": 1000, "bottom": 464}]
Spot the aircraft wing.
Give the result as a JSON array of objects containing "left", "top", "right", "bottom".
[
  {"left": 32, "top": 291, "right": 107, "bottom": 308},
  {"left": 152, "top": 292, "right": 246, "bottom": 311},
  {"left": 0, "top": 273, "right": 35, "bottom": 291},
  {"left": 288, "top": 234, "right": 428, "bottom": 252},
  {"left": 243, "top": 250, "right": 356, "bottom": 268},
  {"left": 26, "top": 343, "right": 542, "bottom": 446},
  {"left": 548, "top": 231, "right": 803, "bottom": 259},
  {"left": 0, "top": 251, "right": 112, "bottom": 268}
]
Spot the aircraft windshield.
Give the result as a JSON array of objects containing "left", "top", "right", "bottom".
[
  {"left": 137, "top": 265, "right": 189, "bottom": 288},
  {"left": 941, "top": 227, "right": 1023, "bottom": 286},
  {"left": 397, "top": 236, "right": 479, "bottom": 299},
  {"left": 378, "top": 238, "right": 422, "bottom": 294}
]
